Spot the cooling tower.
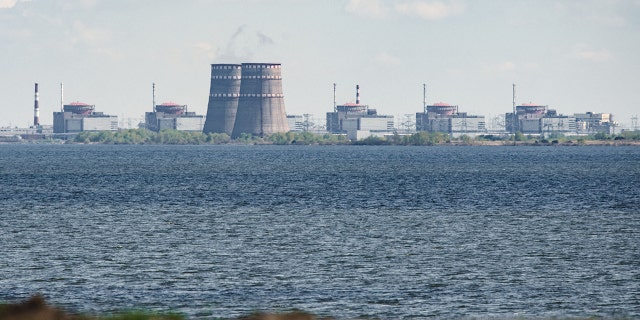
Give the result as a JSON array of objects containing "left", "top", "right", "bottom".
[
  {"left": 203, "top": 64, "right": 242, "bottom": 135},
  {"left": 231, "top": 63, "right": 289, "bottom": 138}
]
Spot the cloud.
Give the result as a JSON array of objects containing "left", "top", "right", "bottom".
[
  {"left": 576, "top": 49, "right": 612, "bottom": 62},
  {"left": 482, "top": 61, "right": 516, "bottom": 73},
  {"left": 570, "top": 44, "right": 612, "bottom": 62},
  {"left": 64, "top": 21, "right": 123, "bottom": 60},
  {"left": 70, "top": 21, "right": 110, "bottom": 45},
  {"left": 0, "top": 0, "right": 15, "bottom": 9},
  {"left": 345, "top": 0, "right": 389, "bottom": 18},
  {"left": 373, "top": 52, "right": 401, "bottom": 65},
  {"left": 194, "top": 42, "right": 218, "bottom": 60},
  {"left": 394, "top": 0, "right": 465, "bottom": 20},
  {"left": 0, "top": 0, "right": 29, "bottom": 9}
]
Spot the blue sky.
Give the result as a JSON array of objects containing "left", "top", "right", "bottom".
[{"left": 1, "top": 0, "right": 639, "bottom": 129}]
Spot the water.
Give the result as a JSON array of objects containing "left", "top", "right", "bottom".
[{"left": 1, "top": 144, "right": 639, "bottom": 319}]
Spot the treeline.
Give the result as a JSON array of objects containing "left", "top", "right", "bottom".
[
  {"left": 71, "top": 129, "right": 640, "bottom": 146},
  {"left": 72, "top": 129, "right": 350, "bottom": 145}
]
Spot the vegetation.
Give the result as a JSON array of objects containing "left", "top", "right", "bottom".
[
  {"left": 0, "top": 295, "right": 184, "bottom": 320},
  {"left": 66, "top": 128, "right": 640, "bottom": 146},
  {"left": 0, "top": 295, "right": 327, "bottom": 320}
]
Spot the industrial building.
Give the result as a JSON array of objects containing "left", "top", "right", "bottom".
[
  {"left": 203, "top": 63, "right": 289, "bottom": 138},
  {"left": 505, "top": 103, "right": 578, "bottom": 135},
  {"left": 326, "top": 85, "right": 395, "bottom": 140},
  {"left": 53, "top": 102, "right": 118, "bottom": 133},
  {"left": 416, "top": 102, "right": 486, "bottom": 137},
  {"left": 287, "top": 115, "right": 304, "bottom": 132},
  {"left": 231, "top": 63, "right": 289, "bottom": 138},
  {"left": 203, "top": 64, "right": 242, "bottom": 135},
  {"left": 145, "top": 102, "right": 204, "bottom": 132},
  {"left": 574, "top": 112, "right": 615, "bottom": 134}
]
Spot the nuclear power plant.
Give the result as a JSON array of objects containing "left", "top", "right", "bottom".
[
  {"left": 204, "top": 63, "right": 289, "bottom": 138},
  {"left": 203, "top": 64, "right": 242, "bottom": 135}
]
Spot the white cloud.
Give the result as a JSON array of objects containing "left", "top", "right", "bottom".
[
  {"left": 70, "top": 21, "right": 110, "bottom": 45},
  {"left": 345, "top": 0, "right": 389, "bottom": 18},
  {"left": 194, "top": 42, "right": 218, "bottom": 60},
  {"left": 576, "top": 49, "right": 612, "bottom": 62},
  {"left": 482, "top": 61, "right": 516, "bottom": 74},
  {"left": 394, "top": 0, "right": 465, "bottom": 20},
  {"left": 570, "top": 44, "right": 613, "bottom": 62},
  {"left": 373, "top": 52, "right": 402, "bottom": 65},
  {"left": 0, "top": 0, "right": 17, "bottom": 9}
]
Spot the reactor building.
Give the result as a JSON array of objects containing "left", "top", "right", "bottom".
[
  {"left": 326, "top": 85, "right": 395, "bottom": 140},
  {"left": 505, "top": 103, "right": 576, "bottom": 135},
  {"left": 416, "top": 102, "right": 486, "bottom": 137},
  {"left": 145, "top": 102, "right": 205, "bottom": 132},
  {"left": 505, "top": 104, "right": 615, "bottom": 135},
  {"left": 203, "top": 63, "right": 289, "bottom": 138},
  {"left": 53, "top": 102, "right": 118, "bottom": 133}
]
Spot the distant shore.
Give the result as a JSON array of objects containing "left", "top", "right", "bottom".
[
  {"left": 0, "top": 295, "right": 329, "bottom": 320},
  {"left": 1, "top": 129, "right": 639, "bottom": 146}
]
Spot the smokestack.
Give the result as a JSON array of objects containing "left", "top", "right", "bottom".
[
  {"left": 333, "top": 83, "right": 337, "bottom": 112},
  {"left": 33, "top": 83, "right": 40, "bottom": 126},
  {"left": 512, "top": 83, "right": 517, "bottom": 133},
  {"left": 356, "top": 84, "right": 360, "bottom": 104},
  {"left": 153, "top": 83, "right": 156, "bottom": 112},
  {"left": 60, "top": 83, "right": 64, "bottom": 112},
  {"left": 423, "top": 83, "right": 427, "bottom": 113}
]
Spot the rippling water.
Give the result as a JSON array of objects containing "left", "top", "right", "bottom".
[{"left": 1, "top": 145, "right": 639, "bottom": 319}]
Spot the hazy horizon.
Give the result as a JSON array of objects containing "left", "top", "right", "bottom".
[{"left": 1, "top": 0, "right": 639, "bottom": 129}]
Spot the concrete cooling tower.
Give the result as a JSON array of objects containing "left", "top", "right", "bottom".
[
  {"left": 231, "top": 63, "right": 289, "bottom": 138},
  {"left": 203, "top": 64, "right": 242, "bottom": 135}
]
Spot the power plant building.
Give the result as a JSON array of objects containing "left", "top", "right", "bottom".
[
  {"left": 326, "top": 85, "right": 395, "bottom": 140},
  {"left": 287, "top": 115, "right": 304, "bottom": 132},
  {"left": 53, "top": 102, "right": 118, "bottom": 133},
  {"left": 203, "top": 64, "right": 242, "bottom": 135},
  {"left": 416, "top": 102, "right": 486, "bottom": 137},
  {"left": 145, "top": 102, "right": 204, "bottom": 132},
  {"left": 574, "top": 112, "right": 615, "bottom": 134},
  {"left": 203, "top": 63, "right": 289, "bottom": 137},
  {"left": 505, "top": 103, "right": 577, "bottom": 135},
  {"left": 231, "top": 63, "right": 289, "bottom": 138}
]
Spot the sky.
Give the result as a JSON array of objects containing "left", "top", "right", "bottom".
[{"left": 1, "top": 0, "right": 639, "bottom": 129}]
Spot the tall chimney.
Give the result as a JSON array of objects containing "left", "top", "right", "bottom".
[
  {"left": 356, "top": 84, "right": 360, "bottom": 104},
  {"left": 333, "top": 83, "right": 337, "bottom": 112},
  {"left": 423, "top": 83, "right": 427, "bottom": 113},
  {"left": 153, "top": 83, "right": 156, "bottom": 112},
  {"left": 34, "top": 83, "right": 40, "bottom": 126}
]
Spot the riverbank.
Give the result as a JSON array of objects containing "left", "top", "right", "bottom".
[
  {"left": 0, "top": 295, "right": 328, "bottom": 320},
  {"left": 2, "top": 129, "right": 639, "bottom": 146}
]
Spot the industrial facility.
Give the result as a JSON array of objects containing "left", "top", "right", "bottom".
[
  {"left": 286, "top": 115, "right": 304, "bottom": 132},
  {"left": 415, "top": 85, "right": 486, "bottom": 137},
  {"left": 145, "top": 102, "right": 204, "bottom": 132},
  {"left": 326, "top": 85, "right": 395, "bottom": 140},
  {"left": 505, "top": 104, "right": 614, "bottom": 135},
  {"left": 203, "top": 64, "right": 242, "bottom": 135},
  {"left": 203, "top": 63, "right": 289, "bottom": 138},
  {"left": 574, "top": 112, "right": 616, "bottom": 134},
  {"left": 53, "top": 102, "right": 118, "bottom": 134}
]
